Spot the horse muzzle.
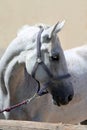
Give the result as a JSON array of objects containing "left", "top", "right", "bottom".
[
  {"left": 49, "top": 81, "right": 74, "bottom": 106},
  {"left": 52, "top": 93, "right": 73, "bottom": 106}
]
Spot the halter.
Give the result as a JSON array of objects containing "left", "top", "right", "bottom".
[{"left": 31, "top": 28, "right": 71, "bottom": 96}]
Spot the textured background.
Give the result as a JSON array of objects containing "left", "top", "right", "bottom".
[{"left": 0, "top": 0, "right": 87, "bottom": 50}]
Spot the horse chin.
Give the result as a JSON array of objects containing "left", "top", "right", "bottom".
[
  {"left": 52, "top": 99, "right": 69, "bottom": 107},
  {"left": 52, "top": 99, "right": 61, "bottom": 106}
]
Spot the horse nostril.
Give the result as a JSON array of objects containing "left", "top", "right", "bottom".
[{"left": 68, "top": 95, "right": 73, "bottom": 102}]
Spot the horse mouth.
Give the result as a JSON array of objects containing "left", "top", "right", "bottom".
[
  {"left": 53, "top": 99, "right": 69, "bottom": 106},
  {"left": 52, "top": 94, "right": 73, "bottom": 106},
  {"left": 53, "top": 100, "right": 68, "bottom": 106},
  {"left": 53, "top": 100, "right": 61, "bottom": 106}
]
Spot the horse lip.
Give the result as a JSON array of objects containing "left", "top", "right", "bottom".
[
  {"left": 52, "top": 100, "right": 57, "bottom": 105},
  {"left": 57, "top": 102, "right": 61, "bottom": 106},
  {"left": 53, "top": 99, "right": 70, "bottom": 106},
  {"left": 53, "top": 100, "right": 61, "bottom": 106}
]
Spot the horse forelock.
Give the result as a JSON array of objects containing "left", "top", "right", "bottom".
[{"left": 35, "top": 23, "right": 49, "bottom": 29}]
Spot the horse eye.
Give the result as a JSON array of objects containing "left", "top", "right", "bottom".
[
  {"left": 50, "top": 54, "right": 60, "bottom": 61},
  {"left": 46, "top": 36, "right": 51, "bottom": 41},
  {"left": 44, "top": 35, "right": 51, "bottom": 43}
]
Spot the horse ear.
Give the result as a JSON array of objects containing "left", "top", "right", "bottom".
[
  {"left": 53, "top": 20, "right": 65, "bottom": 34},
  {"left": 42, "top": 20, "right": 65, "bottom": 39}
]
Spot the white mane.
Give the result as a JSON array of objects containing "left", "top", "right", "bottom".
[{"left": 0, "top": 24, "right": 42, "bottom": 118}]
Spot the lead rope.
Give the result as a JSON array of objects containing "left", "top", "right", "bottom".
[{"left": 0, "top": 93, "right": 39, "bottom": 113}]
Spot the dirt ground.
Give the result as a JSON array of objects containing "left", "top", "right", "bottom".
[{"left": 0, "top": 0, "right": 87, "bottom": 50}]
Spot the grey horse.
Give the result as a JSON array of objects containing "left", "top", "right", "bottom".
[
  {"left": 0, "top": 21, "right": 74, "bottom": 121},
  {"left": 8, "top": 44, "right": 87, "bottom": 124}
]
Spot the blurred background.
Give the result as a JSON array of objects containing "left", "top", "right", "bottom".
[{"left": 0, "top": 0, "right": 87, "bottom": 50}]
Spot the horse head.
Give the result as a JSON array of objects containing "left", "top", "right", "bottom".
[{"left": 25, "top": 21, "right": 74, "bottom": 106}]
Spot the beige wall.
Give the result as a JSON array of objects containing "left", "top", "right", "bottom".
[{"left": 0, "top": 0, "right": 87, "bottom": 50}]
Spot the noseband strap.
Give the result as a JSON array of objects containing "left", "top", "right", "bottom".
[{"left": 31, "top": 28, "right": 71, "bottom": 96}]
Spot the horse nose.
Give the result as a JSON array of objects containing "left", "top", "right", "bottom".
[{"left": 53, "top": 94, "right": 73, "bottom": 106}]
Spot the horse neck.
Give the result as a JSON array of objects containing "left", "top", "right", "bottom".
[
  {"left": 9, "top": 63, "right": 24, "bottom": 103},
  {"left": 9, "top": 63, "right": 38, "bottom": 104}
]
